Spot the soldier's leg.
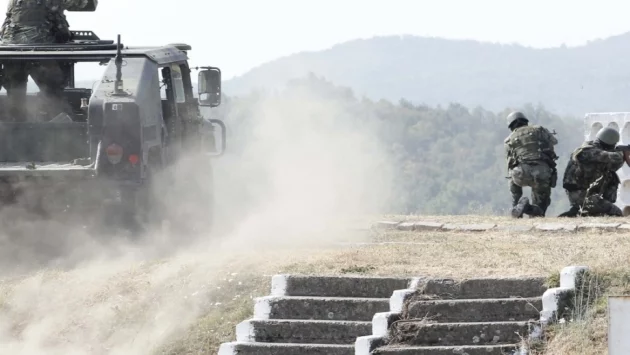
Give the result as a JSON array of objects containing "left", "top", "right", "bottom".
[
  {"left": 509, "top": 179, "right": 529, "bottom": 218},
  {"left": 29, "top": 61, "right": 69, "bottom": 119},
  {"left": 509, "top": 179, "right": 523, "bottom": 207},
  {"left": 585, "top": 195, "right": 623, "bottom": 217},
  {"left": 2, "top": 62, "right": 28, "bottom": 122},
  {"left": 509, "top": 166, "right": 525, "bottom": 207},
  {"left": 531, "top": 181, "right": 551, "bottom": 217},
  {"left": 519, "top": 164, "right": 551, "bottom": 217},
  {"left": 558, "top": 190, "right": 583, "bottom": 218}
]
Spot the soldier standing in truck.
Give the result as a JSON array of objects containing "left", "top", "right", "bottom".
[{"left": 0, "top": 0, "right": 97, "bottom": 122}]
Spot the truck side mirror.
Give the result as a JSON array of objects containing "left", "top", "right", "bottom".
[{"left": 198, "top": 68, "right": 221, "bottom": 107}]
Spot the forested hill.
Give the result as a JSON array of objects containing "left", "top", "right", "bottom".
[
  {"left": 217, "top": 75, "right": 584, "bottom": 216},
  {"left": 224, "top": 32, "right": 630, "bottom": 116}
]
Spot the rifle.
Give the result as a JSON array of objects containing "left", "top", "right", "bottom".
[{"left": 615, "top": 144, "right": 630, "bottom": 167}]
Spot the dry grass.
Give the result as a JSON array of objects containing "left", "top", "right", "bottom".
[
  {"left": 2, "top": 216, "right": 629, "bottom": 354},
  {"left": 532, "top": 270, "right": 630, "bottom": 355},
  {"left": 155, "top": 219, "right": 630, "bottom": 353}
]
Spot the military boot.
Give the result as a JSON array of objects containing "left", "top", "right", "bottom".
[
  {"left": 511, "top": 196, "right": 530, "bottom": 218},
  {"left": 558, "top": 205, "right": 580, "bottom": 218},
  {"left": 524, "top": 204, "right": 545, "bottom": 218}
]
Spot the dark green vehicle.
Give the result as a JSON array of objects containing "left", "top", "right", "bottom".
[{"left": 0, "top": 31, "right": 226, "bottom": 233}]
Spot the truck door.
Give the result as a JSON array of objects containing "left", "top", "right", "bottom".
[{"left": 159, "top": 64, "right": 187, "bottom": 159}]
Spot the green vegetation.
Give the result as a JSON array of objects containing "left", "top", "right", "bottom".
[{"left": 218, "top": 74, "right": 584, "bottom": 216}]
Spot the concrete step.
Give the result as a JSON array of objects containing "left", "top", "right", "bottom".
[
  {"left": 237, "top": 319, "right": 371, "bottom": 344},
  {"left": 415, "top": 277, "right": 547, "bottom": 299},
  {"left": 405, "top": 297, "right": 542, "bottom": 322},
  {"left": 255, "top": 296, "right": 390, "bottom": 321},
  {"left": 218, "top": 342, "right": 354, "bottom": 355},
  {"left": 391, "top": 321, "right": 532, "bottom": 346},
  {"left": 372, "top": 344, "right": 520, "bottom": 355},
  {"left": 271, "top": 275, "right": 412, "bottom": 298}
]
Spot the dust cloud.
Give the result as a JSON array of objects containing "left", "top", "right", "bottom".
[{"left": 0, "top": 81, "right": 395, "bottom": 354}]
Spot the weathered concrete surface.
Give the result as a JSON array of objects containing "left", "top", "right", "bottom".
[
  {"left": 271, "top": 275, "right": 412, "bottom": 298},
  {"left": 458, "top": 224, "right": 496, "bottom": 231},
  {"left": 414, "top": 277, "right": 547, "bottom": 299},
  {"left": 404, "top": 297, "right": 542, "bottom": 322},
  {"left": 396, "top": 222, "right": 416, "bottom": 231},
  {"left": 218, "top": 342, "right": 354, "bottom": 355},
  {"left": 438, "top": 224, "right": 496, "bottom": 232},
  {"left": 355, "top": 335, "right": 386, "bottom": 354},
  {"left": 578, "top": 222, "right": 621, "bottom": 231},
  {"left": 373, "top": 344, "right": 519, "bottom": 355},
  {"left": 535, "top": 223, "right": 577, "bottom": 232},
  {"left": 373, "top": 219, "right": 630, "bottom": 233},
  {"left": 618, "top": 224, "right": 630, "bottom": 230},
  {"left": 494, "top": 224, "right": 533, "bottom": 232},
  {"left": 441, "top": 224, "right": 460, "bottom": 231},
  {"left": 236, "top": 319, "right": 371, "bottom": 344},
  {"left": 390, "top": 321, "right": 532, "bottom": 346},
  {"left": 375, "top": 221, "right": 400, "bottom": 229},
  {"left": 254, "top": 296, "right": 390, "bottom": 321},
  {"left": 413, "top": 221, "right": 443, "bottom": 231}
]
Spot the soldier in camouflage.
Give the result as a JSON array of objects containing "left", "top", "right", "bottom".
[
  {"left": 559, "top": 127, "right": 630, "bottom": 217},
  {"left": 504, "top": 111, "right": 559, "bottom": 218},
  {"left": 0, "top": 0, "right": 96, "bottom": 121}
]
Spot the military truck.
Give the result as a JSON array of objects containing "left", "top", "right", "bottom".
[{"left": 0, "top": 31, "right": 226, "bottom": 233}]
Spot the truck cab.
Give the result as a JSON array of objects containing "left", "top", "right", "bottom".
[{"left": 0, "top": 31, "right": 225, "bottom": 232}]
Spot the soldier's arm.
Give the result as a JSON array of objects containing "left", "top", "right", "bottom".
[
  {"left": 504, "top": 138, "right": 516, "bottom": 169},
  {"left": 542, "top": 127, "right": 558, "bottom": 145},
  {"left": 575, "top": 148, "right": 624, "bottom": 171}
]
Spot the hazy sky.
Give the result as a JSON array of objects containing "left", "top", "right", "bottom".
[{"left": 1, "top": 0, "right": 630, "bottom": 79}]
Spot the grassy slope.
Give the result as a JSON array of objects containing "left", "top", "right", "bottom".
[
  {"left": 162, "top": 215, "right": 630, "bottom": 354},
  {"left": 1, "top": 215, "right": 627, "bottom": 354}
]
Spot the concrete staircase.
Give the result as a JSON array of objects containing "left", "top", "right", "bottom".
[
  {"left": 218, "top": 274, "right": 414, "bottom": 355},
  {"left": 371, "top": 277, "right": 548, "bottom": 355}
]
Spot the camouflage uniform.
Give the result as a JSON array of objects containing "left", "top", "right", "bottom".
[
  {"left": 562, "top": 140, "right": 624, "bottom": 217},
  {"left": 505, "top": 124, "right": 558, "bottom": 216},
  {"left": 0, "top": 0, "right": 92, "bottom": 121}
]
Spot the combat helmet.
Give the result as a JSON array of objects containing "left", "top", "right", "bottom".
[
  {"left": 506, "top": 111, "right": 528, "bottom": 128},
  {"left": 595, "top": 127, "right": 620, "bottom": 146}
]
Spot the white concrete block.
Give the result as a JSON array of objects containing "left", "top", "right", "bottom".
[
  {"left": 235, "top": 320, "right": 255, "bottom": 342},
  {"left": 408, "top": 277, "right": 423, "bottom": 289},
  {"left": 355, "top": 335, "right": 385, "bottom": 355},
  {"left": 253, "top": 296, "right": 274, "bottom": 319},
  {"left": 218, "top": 342, "right": 238, "bottom": 355},
  {"left": 390, "top": 289, "right": 415, "bottom": 313},
  {"left": 540, "top": 287, "right": 573, "bottom": 325},
  {"left": 372, "top": 311, "right": 399, "bottom": 337},
  {"left": 560, "top": 265, "right": 590, "bottom": 289},
  {"left": 608, "top": 296, "right": 630, "bottom": 355},
  {"left": 270, "top": 275, "right": 289, "bottom": 296}
]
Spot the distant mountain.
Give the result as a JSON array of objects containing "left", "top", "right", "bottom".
[{"left": 224, "top": 33, "right": 630, "bottom": 116}]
